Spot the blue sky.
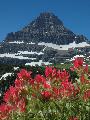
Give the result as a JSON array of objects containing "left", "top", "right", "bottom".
[{"left": 0, "top": 0, "right": 90, "bottom": 41}]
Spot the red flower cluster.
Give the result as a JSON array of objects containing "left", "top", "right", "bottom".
[
  {"left": 0, "top": 58, "right": 90, "bottom": 119},
  {"left": 32, "top": 67, "right": 77, "bottom": 100},
  {"left": 0, "top": 69, "right": 31, "bottom": 119},
  {"left": 73, "top": 57, "right": 84, "bottom": 69},
  {"left": 0, "top": 104, "right": 12, "bottom": 120},
  {"left": 72, "top": 57, "right": 89, "bottom": 74},
  {"left": 41, "top": 91, "right": 52, "bottom": 101}
]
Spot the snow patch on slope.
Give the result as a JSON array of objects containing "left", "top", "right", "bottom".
[
  {"left": 38, "top": 42, "right": 90, "bottom": 50},
  {"left": 9, "top": 41, "right": 36, "bottom": 44},
  {"left": 18, "top": 51, "right": 44, "bottom": 55},
  {"left": 9, "top": 41, "right": 24, "bottom": 44},
  {"left": 25, "top": 60, "right": 52, "bottom": 66},
  {"left": 0, "top": 53, "right": 36, "bottom": 60},
  {"left": 27, "top": 42, "right": 35, "bottom": 44},
  {"left": 0, "top": 50, "right": 44, "bottom": 59}
]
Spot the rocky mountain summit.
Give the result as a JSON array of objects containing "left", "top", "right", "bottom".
[
  {"left": 0, "top": 12, "right": 90, "bottom": 65},
  {"left": 5, "top": 12, "right": 88, "bottom": 44}
]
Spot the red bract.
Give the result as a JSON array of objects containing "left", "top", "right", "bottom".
[
  {"left": 43, "top": 81, "right": 51, "bottom": 89},
  {"left": 15, "top": 79, "right": 24, "bottom": 88},
  {"left": 84, "top": 64, "right": 88, "bottom": 73},
  {"left": 80, "top": 75, "right": 85, "bottom": 84},
  {"left": 41, "top": 91, "right": 52, "bottom": 100},
  {"left": 28, "top": 79, "right": 34, "bottom": 86},
  {"left": 17, "top": 69, "right": 32, "bottom": 80},
  {"left": 57, "top": 70, "right": 70, "bottom": 81},
  {"left": 35, "top": 74, "right": 46, "bottom": 84},
  {"left": 52, "top": 68, "right": 57, "bottom": 77},
  {"left": 52, "top": 87, "right": 61, "bottom": 98},
  {"left": 73, "top": 57, "right": 83, "bottom": 68},
  {"left": 83, "top": 89, "right": 90, "bottom": 101},
  {"left": 80, "top": 75, "right": 89, "bottom": 84},
  {"left": 30, "top": 75, "right": 46, "bottom": 91},
  {"left": 0, "top": 104, "right": 12, "bottom": 120},
  {"left": 60, "top": 80, "right": 75, "bottom": 97},
  {"left": 3, "top": 86, "right": 19, "bottom": 104},
  {"left": 45, "top": 66, "right": 53, "bottom": 77},
  {"left": 3, "top": 85, "right": 28, "bottom": 114}
]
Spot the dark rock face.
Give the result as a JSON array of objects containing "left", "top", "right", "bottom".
[{"left": 0, "top": 12, "right": 89, "bottom": 65}]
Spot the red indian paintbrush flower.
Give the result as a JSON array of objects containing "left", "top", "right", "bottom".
[
  {"left": 84, "top": 64, "right": 88, "bottom": 73},
  {"left": 28, "top": 79, "right": 35, "bottom": 86},
  {"left": 45, "top": 66, "right": 53, "bottom": 77},
  {"left": 43, "top": 81, "right": 51, "bottom": 89},
  {"left": 0, "top": 103, "right": 12, "bottom": 120},
  {"left": 52, "top": 87, "right": 61, "bottom": 99},
  {"left": 80, "top": 75, "right": 86, "bottom": 84},
  {"left": 41, "top": 91, "right": 52, "bottom": 100},
  {"left": 56, "top": 69, "right": 70, "bottom": 81},
  {"left": 51, "top": 68, "right": 57, "bottom": 77},
  {"left": 60, "top": 80, "right": 75, "bottom": 97},
  {"left": 35, "top": 74, "right": 46, "bottom": 84},
  {"left": 3, "top": 86, "right": 19, "bottom": 104},
  {"left": 17, "top": 69, "right": 32, "bottom": 80},
  {"left": 15, "top": 78, "right": 24, "bottom": 88},
  {"left": 80, "top": 74, "right": 90, "bottom": 84},
  {"left": 73, "top": 57, "right": 83, "bottom": 69},
  {"left": 83, "top": 89, "right": 90, "bottom": 101}
]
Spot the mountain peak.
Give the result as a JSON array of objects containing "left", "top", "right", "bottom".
[
  {"left": 0, "top": 12, "right": 89, "bottom": 65},
  {"left": 5, "top": 12, "right": 88, "bottom": 44},
  {"left": 39, "top": 12, "right": 55, "bottom": 17},
  {"left": 37, "top": 12, "right": 63, "bottom": 25},
  {"left": 22, "top": 12, "right": 63, "bottom": 33}
]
